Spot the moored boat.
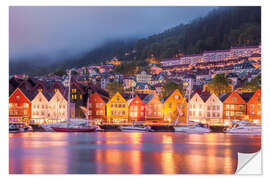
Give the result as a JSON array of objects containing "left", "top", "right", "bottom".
[
  {"left": 51, "top": 126, "right": 96, "bottom": 132},
  {"left": 120, "top": 125, "right": 149, "bottom": 132},
  {"left": 175, "top": 125, "right": 211, "bottom": 133},
  {"left": 226, "top": 125, "right": 261, "bottom": 134}
]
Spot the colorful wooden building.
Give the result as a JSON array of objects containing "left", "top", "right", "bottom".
[
  {"left": 128, "top": 95, "right": 146, "bottom": 122},
  {"left": 244, "top": 89, "right": 261, "bottom": 123},
  {"left": 48, "top": 89, "right": 68, "bottom": 122},
  {"left": 220, "top": 91, "right": 247, "bottom": 120},
  {"left": 163, "top": 89, "right": 187, "bottom": 124},
  {"left": 88, "top": 91, "right": 108, "bottom": 124},
  {"left": 106, "top": 92, "right": 128, "bottom": 123},
  {"left": 9, "top": 88, "right": 34, "bottom": 124},
  {"left": 143, "top": 93, "right": 163, "bottom": 122},
  {"left": 70, "top": 79, "right": 87, "bottom": 118},
  {"left": 31, "top": 90, "right": 51, "bottom": 124}
]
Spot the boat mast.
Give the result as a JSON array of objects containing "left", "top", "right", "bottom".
[
  {"left": 86, "top": 96, "right": 89, "bottom": 125},
  {"left": 186, "top": 79, "right": 191, "bottom": 126},
  {"left": 67, "top": 71, "right": 71, "bottom": 122}
]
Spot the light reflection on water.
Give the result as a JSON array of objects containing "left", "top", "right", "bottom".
[{"left": 9, "top": 132, "right": 261, "bottom": 174}]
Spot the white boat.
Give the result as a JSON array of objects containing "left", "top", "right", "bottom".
[
  {"left": 120, "top": 125, "right": 150, "bottom": 132},
  {"left": 226, "top": 125, "right": 261, "bottom": 135},
  {"left": 175, "top": 125, "right": 211, "bottom": 133},
  {"left": 9, "top": 123, "right": 32, "bottom": 132}
]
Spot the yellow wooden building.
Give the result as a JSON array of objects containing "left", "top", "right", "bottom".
[
  {"left": 106, "top": 92, "right": 128, "bottom": 123},
  {"left": 163, "top": 89, "right": 187, "bottom": 124}
]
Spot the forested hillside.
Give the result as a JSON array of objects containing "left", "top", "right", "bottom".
[{"left": 10, "top": 6, "right": 261, "bottom": 75}]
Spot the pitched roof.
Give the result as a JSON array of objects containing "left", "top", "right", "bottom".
[
  {"left": 219, "top": 92, "right": 231, "bottom": 102},
  {"left": 239, "top": 92, "right": 255, "bottom": 102},
  {"left": 143, "top": 94, "right": 154, "bottom": 104}
]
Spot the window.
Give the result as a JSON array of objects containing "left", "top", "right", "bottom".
[
  {"left": 80, "top": 95, "right": 82, "bottom": 99},
  {"left": 122, "top": 111, "right": 125, "bottom": 115},
  {"left": 239, "top": 105, "right": 244, "bottom": 111},
  {"left": 226, "top": 104, "right": 230, "bottom": 110},
  {"left": 16, "top": 96, "right": 20, "bottom": 100},
  {"left": 193, "top": 104, "right": 196, "bottom": 109},
  {"left": 207, "top": 112, "right": 210, "bottom": 117},
  {"left": 174, "top": 95, "right": 179, "bottom": 100},
  {"left": 72, "top": 89, "right": 76, "bottom": 93},
  {"left": 226, "top": 111, "right": 230, "bottom": 116},
  {"left": 208, "top": 106, "right": 211, "bottom": 110},
  {"left": 216, "top": 105, "right": 220, "bottom": 110},
  {"left": 24, "top": 110, "right": 28, "bottom": 115},
  {"left": 168, "top": 103, "right": 172, "bottom": 108},
  {"left": 141, "top": 106, "right": 144, "bottom": 110},
  {"left": 250, "top": 104, "right": 254, "bottom": 109},
  {"left": 231, "top": 105, "right": 234, "bottom": 110},
  {"left": 231, "top": 111, "right": 234, "bottom": 116},
  {"left": 140, "top": 112, "right": 144, "bottom": 116},
  {"left": 232, "top": 97, "right": 237, "bottom": 102},
  {"left": 9, "top": 103, "right": 13, "bottom": 108}
]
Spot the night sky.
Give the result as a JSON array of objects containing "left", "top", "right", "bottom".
[{"left": 9, "top": 6, "right": 215, "bottom": 60}]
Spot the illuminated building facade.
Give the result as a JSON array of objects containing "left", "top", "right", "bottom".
[
  {"left": 106, "top": 92, "right": 128, "bottom": 123},
  {"left": 128, "top": 95, "right": 146, "bottom": 122},
  {"left": 221, "top": 91, "right": 247, "bottom": 120},
  {"left": 9, "top": 88, "right": 33, "bottom": 124},
  {"left": 88, "top": 91, "right": 108, "bottom": 123},
  {"left": 163, "top": 89, "right": 187, "bottom": 124},
  {"left": 143, "top": 93, "right": 163, "bottom": 121}
]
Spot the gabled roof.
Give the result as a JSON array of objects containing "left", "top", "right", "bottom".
[
  {"left": 240, "top": 92, "right": 255, "bottom": 103},
  {"left": 143, "top": 94, "right": 155, "bottom": 104},
  {"left": 219, "top": 92, "right": 231, "bottom": 102},
  {"left": 9, "top": 77, "right": 23, "bottom": 88},
  {"left": 19, "top": 87, "right": 38, "bottom": 102}
]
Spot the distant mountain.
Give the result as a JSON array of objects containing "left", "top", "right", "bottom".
[{"left": 9, "top": 6, "right": 261, "bottom": 76}]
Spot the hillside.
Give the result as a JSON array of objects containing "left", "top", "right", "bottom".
[{"left": 9, "top": 6, "right": 261, "bottom": 76}]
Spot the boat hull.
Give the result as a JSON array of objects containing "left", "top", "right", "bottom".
[{"left": 51, "top": 127, "right": 96, "bottom": 132}]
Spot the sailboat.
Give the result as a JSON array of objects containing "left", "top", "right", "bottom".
[
  {"left": 51, "top": 72, "right": 96, "bottom": 132},
  {"left": 174, "top": 80, "right": 211, "bottom": 133}
]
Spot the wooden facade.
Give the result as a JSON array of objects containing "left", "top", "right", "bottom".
[
  {"left": 106, "top": 92, "right": 128, "bottom": 123},
  {"left": 143, "top": 93, "right": 163, "bottom": 121},
  {"left": 246, "top": 89, "right": 261, "bottom": 123},
  {"left": 222, "top": 91, "right": 247, "bottom": 120},
  {"left": 163, "top": 89, "right": 187, "bottom": 124},
  {"left": 128, "top": 95, "right": 145, "bottom": 122},
  {"left": 9, "top": 88, "right": 32, "bottom": 124},
  {"left": 88, "top": 91, "right": 108, "bottom": 123}
]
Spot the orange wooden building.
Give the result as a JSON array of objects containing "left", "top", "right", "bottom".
[
  {"left": 220, "top": 91, "right": 247, "bottom": 120},
  {"left": 128, "top": 95, "right": 146, "bottom": 122}
]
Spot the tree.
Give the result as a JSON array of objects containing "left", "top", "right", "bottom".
[
  {"left": 54, "top": 68, "right": 66, "bottom": 77},
  {"left": 105, "top": 81, "right": 124, "bottom": 97},
  {"left": 242, "top": 74, "right": 261, "bottom": 92},
  {"left": 207, "top": 74, "right": 231, "bottom": 96},
  {"left": 71, "top": 70, "right": 79, "bottom": 75},
  {"left": 161, "top": 81, "right": 184, "bottom": 99}
]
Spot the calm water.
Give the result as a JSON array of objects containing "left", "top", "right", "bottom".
[{"left": 9, "top": 132, "right": 261, "bottom": 174}]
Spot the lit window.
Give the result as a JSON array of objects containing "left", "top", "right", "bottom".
[{"left": 16, "top": 96, "right": 20, "bottom": 100}]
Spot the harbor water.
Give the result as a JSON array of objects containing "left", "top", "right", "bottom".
[{"left": 9, "top": 132, "right": 261, "bottom": 174}]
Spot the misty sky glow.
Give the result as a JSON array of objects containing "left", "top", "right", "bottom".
[{"left": 9, "top": 6, "right": 215, "bottom": 60}]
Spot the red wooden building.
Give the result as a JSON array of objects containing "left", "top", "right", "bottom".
[
  {"left": 128, "top": 95, "right": 146, "bottom": 122},
  {"left": 221, "top": 91, "right": 247, "bottom": 120},
  {"left": 88, "top": 91, "right": 108, "bottom": 124},
  {"left": 9, "top": 88, "right": 35, "bottom": 124},
  {"left": 245, "top": 89, "right": 261, "bottom": 123}
]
